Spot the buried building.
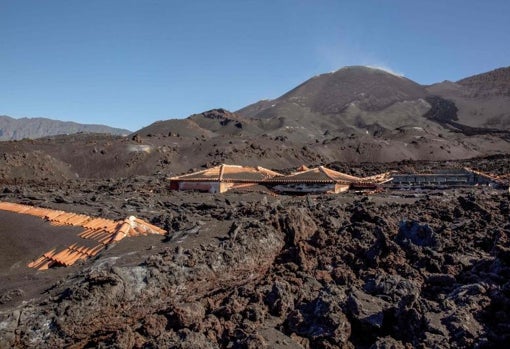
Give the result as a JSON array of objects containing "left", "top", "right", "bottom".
[
  {"left": 169, "top": 164, "right": 394, "bottom": 194},
  {"left": 264, "top": 166, "right": 370, "bottom": 194},
  {"left": 388, "top": 168, "right": 507, "bottom": 189},
  {"left": 168, "top": 164, "right": 282, "bottom": 193},
  {"left": 0, "top": 201, "right": 166, "bottom": 270}
]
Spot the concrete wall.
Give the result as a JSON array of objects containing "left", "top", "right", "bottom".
[
  {"left": 178, "top": 181, "right": 221, "bottom": 193},
  {"left": 389, "top": 172, "right": 494, "bottom": 188},
  {"left": 272, "top": 183, "right": 337, "bottom": 194},
  {"left": 172, "top": 181, "right": 259, "bottom": 193}
]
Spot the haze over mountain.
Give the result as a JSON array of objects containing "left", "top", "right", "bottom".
[
  {"left": 1, "top": 66, "right": 510, "bottom": 181},
  {"left": 0, "top": 115, "right": 131, "bottom": 141}
]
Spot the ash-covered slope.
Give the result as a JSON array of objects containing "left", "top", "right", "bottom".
[
  {"left": 134, "top": 109, "right": 263, "bottom": 139},
  {"left": 457, "top": 66, "right": 510, "bottom": 97},
  {"left": 427, "top": 66, "right": 510, "bottom": 130},
  {"left": 135, "top": 66, "right": 510, "bottom": 145},
  {"left": 234, "top": 66, "right": 510, "bottom": 160},
  {"left": 0, "top": 115, "right": 130, "bottom": 141},
  {"left": 240, "top": 66, "right": 427, "bottom": 117},
  {"left": 238, "top": 65, "right": 510, "bottom": 137}
]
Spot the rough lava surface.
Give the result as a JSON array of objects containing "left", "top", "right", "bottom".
[{"left": 0, "top": 155, "right": 510, "bottom": 348}]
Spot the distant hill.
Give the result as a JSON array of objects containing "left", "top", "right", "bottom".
[
  {"left": 133, "top": 108, "right": 262, "bottom": 139},
  {"left": 238, "top": 66, "right": 510, "bottom": 138},
  {"left": 0, "top": 115, "right": 131, "bottom": 141}
]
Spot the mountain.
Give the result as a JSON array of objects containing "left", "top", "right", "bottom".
[
  {"left": 236, "top": 66, "right": 443, "bottom": 143},
  {"left": 1, "top": 66, "right": 510, "bottom": 182},
  {"left": 133, "top": 66, "right": 510, "bottom": 143},
  {"left": 127, "top": 66, "right": 510, "bottom": 172},
  {"left": 457, "top": 66, "right": 510, "bottom": 97},
  {"left": 238, "top": 65, "right": 510, "bottom": 138},
  {"left": 0, "top": 115, "right": 131, "bottom": 141},
  {"left": 137, "top": 67, "right": 437, "bottom": 142},
  {"left": 239, "top": 66, "right": 427, "bottom": 117}
]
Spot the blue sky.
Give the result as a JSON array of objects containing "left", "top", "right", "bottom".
[{"left": 2, "top": 0, "right": 509, "bottom": 131}]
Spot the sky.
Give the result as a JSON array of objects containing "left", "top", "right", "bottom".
[{"left": 1, "top": 0, "right": 509, "bottom": 131}]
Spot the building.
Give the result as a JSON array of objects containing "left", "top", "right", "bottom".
[
  {"left": 388, "top": 168, "right": 505, "bottom": 189},
  {"left": 168, "top": 164, "right": 282, "bottom": 193},
  {"left": 170, "top": 163, "right": 508, "bottom": 195},
  {"left": 264, "top": 166, "right": 362, "bottom": 194}
]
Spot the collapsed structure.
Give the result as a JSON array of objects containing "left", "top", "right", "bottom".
[
  {"left": 265, "top": 166, "right": 364, "bottom": 194},
  {"left": 0, "top": 202, "right": 166, "bottom": 270},
  {"left": 169, "top": 164, "right": 507, "bottom": 194},
  {"left": 169, "top": 164, "right": 392, "bottom": 194},
  {"left": 168, "top": 164, "right": 282, "bottom": 193}
]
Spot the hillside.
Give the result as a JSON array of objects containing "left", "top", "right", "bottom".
[
  {"left": 427, "top": 66, "right": 510, "bottom": 130},
  {"left": 133, "top": 66, "right": 510, "bottom": 146},
  {"left": 239, "top": 66, "right": 427, "bottom": 117},
  {"left": 457, "top": 66, "right": 510, "bottom": 97},
  {"left": 0, "top": 115, "right": 130, "bottom": 141},
  {"left": 134, "top": 109, "right": 263, "bottom": 139}
]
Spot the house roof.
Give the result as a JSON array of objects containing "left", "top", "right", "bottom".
[
  {"left": 169, "top": 164, "right": 393, "bottom": 186},
  {"left": 169, "top": 164, "right": 282, "bottom": 182},
  {"left": 266, "top": 166, "right": 362, "bottom": 184}
]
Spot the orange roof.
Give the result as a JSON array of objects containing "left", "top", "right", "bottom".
[
  {"left": 266, "top": 166, "right": 361, "bottom": 184},
  {"left": 169, "top": 164, "right": 282, "bottom": 182},
  {"left": 295, "top": 164, "right": 310, "bottom": 172}
]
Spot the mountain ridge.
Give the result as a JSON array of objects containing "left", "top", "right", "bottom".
[{"left": 0, "top": 115, "right": 131, "bottom": 141}]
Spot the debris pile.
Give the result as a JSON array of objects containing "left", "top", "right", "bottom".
[{"left": 0, "top": 202, "right": 166, "bottom": 270}]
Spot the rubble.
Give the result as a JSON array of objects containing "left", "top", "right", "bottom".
[{"left": 0, "top": 201, "right": 166, "bottom": 270}]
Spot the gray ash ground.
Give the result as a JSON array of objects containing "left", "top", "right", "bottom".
[{"left": 0, "top": 159, "right": 510, "bottom": 348}]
